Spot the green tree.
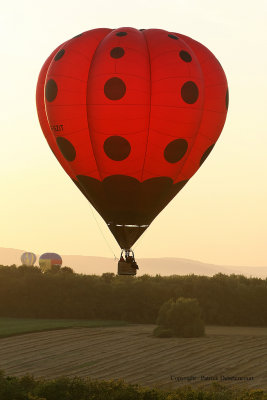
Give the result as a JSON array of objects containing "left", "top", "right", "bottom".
[{"left": 155, "top": 297, "right": 205, "bottom": 338}]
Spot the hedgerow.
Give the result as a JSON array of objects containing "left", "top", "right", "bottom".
[{"left": 0, "top": 372, "right": 266, "bottom": 400}]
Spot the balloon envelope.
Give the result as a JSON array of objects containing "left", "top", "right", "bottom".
[
  {"left": 39, "top": 253, "right": 62, "bottom": 272},
  {"left": 36, "top": 27, "right": 228, "bottom": 249},
  {"left": 21, "top": 252, "right": 37, "bottom": 266}
]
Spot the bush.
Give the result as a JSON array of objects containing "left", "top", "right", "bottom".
[{"left": 155, "top": 297, "right": 205, "bottom": 338}]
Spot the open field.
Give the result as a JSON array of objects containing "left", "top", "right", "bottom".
[
  {"left": 0, "top": 318, "right": 127, "bottom": 337},
  {"left": 0, "top": 324, "right": 267, "bottom": 390}
]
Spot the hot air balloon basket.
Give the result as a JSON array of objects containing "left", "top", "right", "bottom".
[{"left": 117, "top": 261, "right": 137, "bottom": 275}]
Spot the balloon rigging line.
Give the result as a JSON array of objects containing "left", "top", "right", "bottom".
[
  {"left": 132, "top": 226, "right": 149, "bottom": 252},
  {"left": 88, "top": 202, "right": 118, "bottom": 260}
]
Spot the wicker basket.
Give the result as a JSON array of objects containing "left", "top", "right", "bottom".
[{"left": 117, "top": 261, "right": 137, "bottom": 275}]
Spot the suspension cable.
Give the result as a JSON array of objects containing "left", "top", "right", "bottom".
[
  {"left": 88, "top": 203, "right": 118, "bottom": 260},
  {"left": 132, "top": 225, "right": 150, "bottom": 253}
]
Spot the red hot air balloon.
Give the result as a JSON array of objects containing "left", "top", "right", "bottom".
[{"left": 36, "top": 27, "right": 228, "bottom": 264}]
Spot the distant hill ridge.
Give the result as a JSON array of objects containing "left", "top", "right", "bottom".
[{"left": 0, "top": 247, "right": 266, "bottom": 278}]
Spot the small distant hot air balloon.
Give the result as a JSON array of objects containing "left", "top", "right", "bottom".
[
  {"left": 21, "top": 252, "right": 37, "bottom": 266},
  {"left": 39, "top": 253, "right": 62, "bottom": 272}
]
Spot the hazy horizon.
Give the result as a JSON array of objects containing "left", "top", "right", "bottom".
[{"left": 1, "top": 246, "right": 266, "bottom": 279}]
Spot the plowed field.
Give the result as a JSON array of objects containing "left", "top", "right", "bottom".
[{"left": 0, "top": 325, "right": 266, "bottom": 390}]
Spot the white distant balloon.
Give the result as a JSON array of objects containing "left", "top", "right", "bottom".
[{"left": 21, "top": 252, "right": 37, "bottom": 266}]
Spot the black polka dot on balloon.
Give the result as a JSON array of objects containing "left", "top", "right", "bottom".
[
  {"left": 164, "top": 139, "right": 188, "bottom": 163},
  {"left": 179, "top": 50, "right": 192, "bottom": 62},
  {"left": 139, "top": 29, "right": 146, "bottom": 31},
  {"left": 56, "top": 137, "right": 76, "bottom": 162},
  {"left": 104, "top": 77, "right": 126, "bottom": 100},
  {"left": 110, "top": 47, "right": 125, "bottom": 59},
  {"left": 226, "top": 88, "right": 229, "bottom": 110},
  {"left": 116, "top": 32, "right": 127, "bottom": 37},
  {"left": 104, "top": 136, "right": 131, "bottom": 161},
  {"left": 200, "top": 144, "right": 215, "bottom": 166},
  {"left": 181, "top": 81, "right": 199, "bottom": 104},
  {"left": 54, "top": 49, "right": 65, "bottom": 61},
  {"left": 168, "top": 34, "right": 179, "bottom": 40},
  {"left": 45, "top": 79, "right": 58, "bottom": 102}
]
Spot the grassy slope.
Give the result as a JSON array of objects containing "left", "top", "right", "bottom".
[{"left": 0, "top": 318, "right": 127, "bottom": 337}]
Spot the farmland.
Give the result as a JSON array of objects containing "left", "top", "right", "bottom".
[
  {"left": 0, "top": 324, "right": 266, "bottom": 390},
  {"left": 0, "top": 318, "right": 127, "bottom": 337}
]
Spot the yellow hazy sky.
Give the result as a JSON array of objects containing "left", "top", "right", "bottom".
[{"left": 1, "top": 0, "right": 267, "bottom": 266}]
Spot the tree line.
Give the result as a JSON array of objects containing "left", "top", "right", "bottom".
[
  {"left": 0, "top": 371, "right": 265, "bottom": 400},
  {"left": 0, "top": 265, "right": 267, "bottom": 326}
]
